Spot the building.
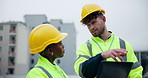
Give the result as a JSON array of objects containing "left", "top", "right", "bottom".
[
  {"left": 0, "top": 22, "right": 29, "bottom": 76},
  {"left": 24, "top": 15, "right": 48, "bottom": 29}
]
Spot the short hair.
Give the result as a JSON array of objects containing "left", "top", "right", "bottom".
[{"left": 82, "top": 11, "right": 104, "bottom": 25}]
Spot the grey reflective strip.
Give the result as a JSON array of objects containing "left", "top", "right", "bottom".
[
  {"left": 76, "top": 55, "right": 90, "bottom": 61},
  {"left": 86, "top": 40, "right": 93, "bottom": 57},
  {"left": 77, "top": 55, "right": 90, "bottom": 78},
  {"left": 119, "top": 38, "right": 127, "bottom": 61},
  {"left": 35, "top": 66, "right": 52, "bottom": 78},
  {"left": 79, "top": 55, "right": 90, "bottom": 59},
  {"left": 76, "top": 55, "right": 90, "bottom": 77},
  {"left": 79, "top": 63, "right": 85, "bottom": 78},
  {"left": 119, "top": 38, "right": 141, "bottom": 69},
  {"left": 119, "top": 38, "right": 126, "bottom": 49},
  {"left": 131, "top": 62, "right": 141, "bottom": 70}
]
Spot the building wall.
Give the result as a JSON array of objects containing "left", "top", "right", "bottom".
[
  {"left": 61, "top": 23, "right": 76, "bottom": 75},
  {"left": 24, "top": 15, "right": 48, "bottom": 29},
  {"left": 0, "top": 24, "right": 10, "bottom": 75},
  {"left": 50, "top": 19, "right": 76, "bottom": 75},
  {"left": 15, "top": 23, "right": 29, "bottom": 75},
  {"left": 0, "top": 22, "right": 29, "bottom": 76}
]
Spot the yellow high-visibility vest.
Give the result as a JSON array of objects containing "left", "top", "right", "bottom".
[
  {"left": 26, "top": 55, "right": 68, "bottom": 78},
  {"left": 74, "top": 33, "right": 143, "bottom": 78}
]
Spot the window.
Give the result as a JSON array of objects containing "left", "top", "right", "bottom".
[
  {"left": 31, "top": 59, "right": 34, "bottom": 64},
  {"left": 10, "top": 24, "right": 16, "bottom": 33},
  {"left": 9, "top": 35, "right": 16, "bottom": 44},
  {"left": 56, "top": 59, "right": 61, "bottom": 64},
  {"left": 9, "top": 46, "right": 15, "bottom": 52},
  {"left": 7, "top": 68, "right": 14, "bottom": 75},
  {"left": 0, "top": 58, "right": 1, "bottom": 63},
  {"left": 9, "top": 46, "right": 15, "bottom": 56},
  {"left": 0, "top": 69, "right": 1, "bottom": 75},
  {"left": 58, "top": 27, "right": 61, "bottom": 31},
  {"left": 8, "top": 57, "right": 15, "bottom": 66},
  {"left": 0, "top": 26, "right": 3, "bottom": 30},
  {"left": 0, "top": 36, "right": 2, "bottom": 41},
  {"left": 0, "top": 47, "right": 2, "bottom": 53}
]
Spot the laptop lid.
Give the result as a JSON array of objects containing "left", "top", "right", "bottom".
[{"left": 96, "top": 61, "right": 133, "bottom": 78}]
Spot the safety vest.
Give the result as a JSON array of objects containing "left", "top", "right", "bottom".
[
  {"left": 26, "top": 55, "right": 68, "bottom": 78},
  {"left": 74, "top": 33, "right": 143, "bottom": 78}
]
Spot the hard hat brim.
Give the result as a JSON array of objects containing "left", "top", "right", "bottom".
[{"left": 30, "top": 33, "right": 68, "bottom": 54}]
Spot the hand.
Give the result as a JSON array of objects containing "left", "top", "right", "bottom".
[{"left": 101, "top": 49, "right": 128, "bottom": 61}]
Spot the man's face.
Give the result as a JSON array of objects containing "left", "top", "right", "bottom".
[
  {"left": 51, "top": 41, "right": 65, "bottom": 58},
  {"left": 86, "top": 16, "right": 106, "bottom": 37}
]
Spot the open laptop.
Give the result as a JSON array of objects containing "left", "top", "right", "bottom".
[{"left": 96, "top": 61, "right": 133, "bottom": 78}]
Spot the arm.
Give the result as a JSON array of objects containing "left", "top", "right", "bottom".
[
  {"left": 81, "top": 54, "right": 104, "bottom": 77},
  {"left": 74, "top": 43, "right": 97, "bottom": 77},
  {"left": 74, "top": 43, "right": 128, "bottom": 77}
]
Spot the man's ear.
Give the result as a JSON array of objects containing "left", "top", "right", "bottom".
[
  {"left": 102, "top": 16, "right": 106, "bottom": 22},
  {"left": 47, "top": 48, "right": 53, "bottom": 54},
  {"left": 48, "top": 48, "right": 53, "bottom": 52}
]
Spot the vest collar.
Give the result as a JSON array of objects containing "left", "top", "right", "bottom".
[
  {"left": 91, "top": 32, "right": 114, "bottom": 42},
  {"left": 36, "top": 55, "right": 57, "bottom": 68}
]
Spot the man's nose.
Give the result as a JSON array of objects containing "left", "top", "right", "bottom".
[{"left": 88, "top": 24, "right": 95, "bottom": 30}]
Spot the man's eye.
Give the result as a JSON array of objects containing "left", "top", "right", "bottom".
[
  {"left": 91, "top": 21, "right": 97, "bottom": 24},
  {"left": 87, "top": 23, "right": 91, "bottom": 26},
  {"left": 59, "top": 42, "right": 63, "bottom": 45}
]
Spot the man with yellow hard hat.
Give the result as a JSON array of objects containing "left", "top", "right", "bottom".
[
  {"left": 74, "top": 4, "right": 143, "bottom": 78},
  {"left": 26, "top": 24, "right": 69, "bottom": 78}
]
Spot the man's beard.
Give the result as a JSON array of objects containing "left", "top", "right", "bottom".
[{"left": 93, "top": 26, "right": 105, "bottom": 37}]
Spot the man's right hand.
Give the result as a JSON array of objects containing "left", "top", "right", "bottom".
[{"left": 101, "top": 49, "right": 128, "bottom": 61}]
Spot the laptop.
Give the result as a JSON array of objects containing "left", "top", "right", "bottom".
[{"left": 96, "top": 61, "right": 133, "bottom": 78}]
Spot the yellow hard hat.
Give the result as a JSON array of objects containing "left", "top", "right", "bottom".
[
  {"left": 28, "top": 24, "right": 68, "bottom": 54},
  {"left": 80, "top": 4, "right": 105, "bottom": 22}
]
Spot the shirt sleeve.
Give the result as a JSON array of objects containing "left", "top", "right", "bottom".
[{"left": 81, "top": 54, "right": 104, "bottom": 77}]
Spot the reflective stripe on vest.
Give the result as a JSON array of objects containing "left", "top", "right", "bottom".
[
  {"left": 119, "top": 38, "right": 126, "bottom": 61},
  {"left": 76, "top": 55, "right": 91, "bottom": 61},
  {"left": 86, "top": 41, "right": 93, "bottom": 57},
  {"left": 131, "top": 62, "right": 141, "bottom": 70},
  {"left": 35, "top": 66, "right": 52, "bottom": 78},
  {"left": 79, "top": 63, "right": 85, "bottom": 78}
]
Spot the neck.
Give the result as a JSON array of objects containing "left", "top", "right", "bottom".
[
  {"left": 100, "top": 31, "right": 111, "bottom": 40},
  {"left": 44, "top": 55, "right": 55, "bottom": 64}
]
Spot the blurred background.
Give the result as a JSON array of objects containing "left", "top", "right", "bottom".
[{"left": 0, "top": 0, "right": 148, "bottom": 78}]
